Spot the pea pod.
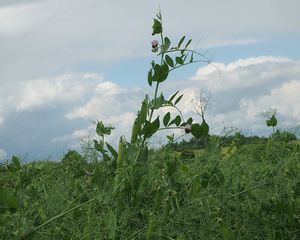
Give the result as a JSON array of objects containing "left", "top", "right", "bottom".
[
  {"left": 131, "top": 117, "right": 141, "bottom": 144},
  {"left": 117, "top": 137, "right": 125, "bottom": 168},
  {"left": 140, "top": 98, "right": 148, "bottom": 124}
]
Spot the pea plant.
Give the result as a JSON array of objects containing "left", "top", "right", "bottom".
[
  {"left": 92, "top": 10, "right": 211, "bottom": 239},
  {"left": 93, "top": 10, "right": 210, "bottom": 167}
]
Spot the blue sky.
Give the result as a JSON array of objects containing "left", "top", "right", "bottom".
[{"left": 0, "top": 0, "right": 300, "bottom": 161}]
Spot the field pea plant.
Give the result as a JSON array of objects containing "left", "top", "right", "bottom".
[
  {"left": 92, "top": 11, "right": 210, "bottom": 239},
  {"left": 1, "top": 11, "right": 300, "bottom": 240}
]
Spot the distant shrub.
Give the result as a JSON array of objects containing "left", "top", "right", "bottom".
[{"left": 271, "top": 130, "right": 297, "bottom": 142}]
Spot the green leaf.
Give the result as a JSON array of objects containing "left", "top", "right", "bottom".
[
  {"left": 178, "top": 35, "right": 186, "bottom": 48},
  {"left": 143, "top": 116, "right": 160, "bottom": 138},
  {"left": 153, "top": 62, "right": 169, "bottom": 82},
  {"left": 152, "top": 18, "right": 162, "bottom": 35},
  {"left": 169, "top": 91, "right": 179, "bottom": 103},
  {"left": 163, "top": 112, "right": 171, "bottom": 127},
  {"left": 165, "top": 55, "right": 174, "bottom": 67},
  {"left": 154, "top": 93, "right": 165, "bottom": 109},
  {"left": 161, "top": 37, "right": 171, "bottom": 52},
  {"left": 94, "top": 140, "right": 103, "bottom": 152},
  {"left": 186, "top": 117, "right": 193, "bottom": 125},
  {"left": 201, "top": 120, "right": 209, "bottom": 136},
  {"left": 148, "top": 70, "right": 153, "bottom": 86},
  {"left": 106, "top": 143, "right": 118, "bottom": 159},
  {"left": 169, "top": 115, "right": 181, "bottom": 127},
  {"left": 190, "top": 52, "right": 194, "bottom": 63},
  {"left": 0, "top": 188, "right": 19, "bottom": 213},
  {"left": 175, "top": 56, "right": 184, "bottom": 65},
  {"left": 185, "top": 39, "right": 192, "bottom": 49},
  {"left": 96, "top": 121, "right": 114, "bottom": 136},
  {"left": 191, "top": 123, "right": 202, "bottom": 139},
  {"left": 174, "top": 94, "right": 183, "bottom": 105}
]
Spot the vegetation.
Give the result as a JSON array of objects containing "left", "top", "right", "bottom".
[{"left": 1, "top": 10, "right": 300, "bottom": 239}]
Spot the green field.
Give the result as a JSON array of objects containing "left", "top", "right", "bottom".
[{"left": 1, "top": 135, "right": 300, "bottom": 239}]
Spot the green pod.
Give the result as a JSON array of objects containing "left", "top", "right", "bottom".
[
  {"left": 174, "top": 195, "right": 181, "bottom": 211},
  {"left": 140, "top": 98, "right": 148, "bottom": 123},
  {"left": 117, "top": 137, "right": 124, "bottom": 168},
  {"left": 164, "top": 197, "right": 172, "bottom": 218},
  {"left": 136, "top": 145, "right": 149, "bottom": 162},
  {"left": 146, "top": 213, "right": 157, "bottom": 240},
  {"left": 131, "top": 117, "right": 141, "bottom": 144}
]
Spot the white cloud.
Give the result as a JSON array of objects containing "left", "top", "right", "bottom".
[
  {"left": 66, "top": 81, "right": 143, "bottom": 120},
  {"left": 169, "top": 56, "right": 300, "bottom": 135},
  {"left": 0, "top": 73, "right": 103, "bottom": 113},
  {"left": 0, "top": 149, "right": 7, "bottom": 160}
]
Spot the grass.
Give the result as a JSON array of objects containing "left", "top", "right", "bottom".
[{"left": 1, "top": 136, "right": 300, "bottom": 239}]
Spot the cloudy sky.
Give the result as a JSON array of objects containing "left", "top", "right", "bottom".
[{"left": 0, "top": 0, "right": 300, "bottom": 161}]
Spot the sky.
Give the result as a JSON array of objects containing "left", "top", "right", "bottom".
[{"left": 0, "top": 0, "right": 300, "bottom": 161}]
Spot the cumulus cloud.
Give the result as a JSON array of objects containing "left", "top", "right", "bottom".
[
  {"left": 66, "top": 81, "right": 143, "bottom": 120},
  {"left": 168, "top": 56, "right": 300, "bottom": 135},
  {"left": 1, "top": 56, "right": 300, "bottom": 160},
  {"left": 0, "top": 149, "right": 7, "bottom": 160}
]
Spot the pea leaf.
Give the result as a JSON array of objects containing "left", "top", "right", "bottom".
[
  {"left": 148, "top": 70, "right": 153, "bottom": 86},
  {"left": 161, "top": 37, "right": 171, "bottom": 52},
  {"left": 201, "top": 120, "right": 209, "bottom": 136},
  {"left": 163, "top": 112, "right": 171, "bottom": 127},
  {"left": 169, "top": 91, "right": 179, "bottom": 103},
  {"left": 169, "top": 115, "right": 181, "bottom": 127},
  {"left": 178, "top": 35, "right": 186, "bottom": 48},
  {"left": 152, "top": 19, "right": 162, "bottom": 35},
  {"left": 165, "top": 55, "right": 174, "bottom": 67},
  {"left": 191, "top": 123, "right": 202, "bottom": 139},
  {"left": 153, "top": 62, "right": 169, "bottom": 82},
  {"left": 174, "top": 94, "right": 183, "bottom": 105},
  {"left": 175, "top": 56, "right": 184, "bottom": 65},
  {"left": 142, "top": 117, "right": 160, "bottom": 138},
  {"left": 186, "top": 117, "right": 193, "bottom": 125},
  {"left": 185, "top": 39, "right": 192, "bottom": 49},
  {"left": 106, "top": 143, "right": 118, "bottom": 159},
  {"left": 94, "top": 140, "right": 103, "bottom": 152}
]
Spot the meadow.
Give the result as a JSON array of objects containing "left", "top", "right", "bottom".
[{"left": 1, "top": 133, "right": 300, "bottom": 239}]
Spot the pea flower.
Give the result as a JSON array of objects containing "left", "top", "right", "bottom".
[{"left": 151, "top": 40, "right": 159, "bottom": 52}]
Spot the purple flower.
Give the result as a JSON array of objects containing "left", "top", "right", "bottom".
[{"left": 151, "top": 40, "right": 159, "bottom": 48}]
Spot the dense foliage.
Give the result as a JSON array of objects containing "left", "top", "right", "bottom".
[{"left": 1, "top": 135, "right": 300, "bottom": 239}]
